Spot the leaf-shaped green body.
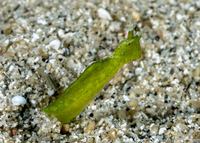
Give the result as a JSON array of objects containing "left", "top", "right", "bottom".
[{"left": 42, "top": 27, "right": 142, "bottom": 123}]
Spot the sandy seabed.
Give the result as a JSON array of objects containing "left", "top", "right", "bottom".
[{"left": 0, "top": 0, "right": 200, "bottom": 142}]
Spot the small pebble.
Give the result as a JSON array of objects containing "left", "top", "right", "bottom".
[
  {"left": 135, "top": 68, "right": 142, "bottom": 75},
  {"left": 150, "top": 124, "right": 159, "bottom": 134},
  {"left": 12, "top": 96, "right": 26, "bottom": 106},
  {"left": 97, "top": 8, "right": 112, "bottom": 20},
  {"left": 61, "top": 124, "right": 70, "bottom": 133},
  {"left": 132, "top": 11, "right": 140, "bottom": 20},
  {"left": 158, "top": 127, "right": 166, "bottom": 135},
  {"left": 108, "top": 129, "right": 117, "bottom": 140},
  {"left": 84, "top": 121, "right": 96, "bottom": 134},
  {"left": 32, "top": 33, "right": 40, "bottom": 42},
  {"left": 146, "top": 107, "right": 156, "bottom": 115},
  {"left": 49, "top": 39, "right": 61, "bottom": 51},
  {"left": 12, "top": 128, "right": 18, "bottom": 136}
]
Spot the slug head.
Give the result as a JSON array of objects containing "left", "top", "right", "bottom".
[{"left": 111, "top": 27, "right": 142, "bottom": 65}]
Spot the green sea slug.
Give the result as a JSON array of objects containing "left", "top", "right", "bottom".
[{"left": 42, "top": 25, "right": 143, "bottom": 123}]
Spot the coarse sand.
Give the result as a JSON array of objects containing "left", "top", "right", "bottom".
[{"left": 0, "top": 0, "right": 200, "bottom": 142}]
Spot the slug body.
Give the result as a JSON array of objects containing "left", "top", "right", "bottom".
[{"left": 42, "top": 27, "right": 142, "bottom": 123}]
